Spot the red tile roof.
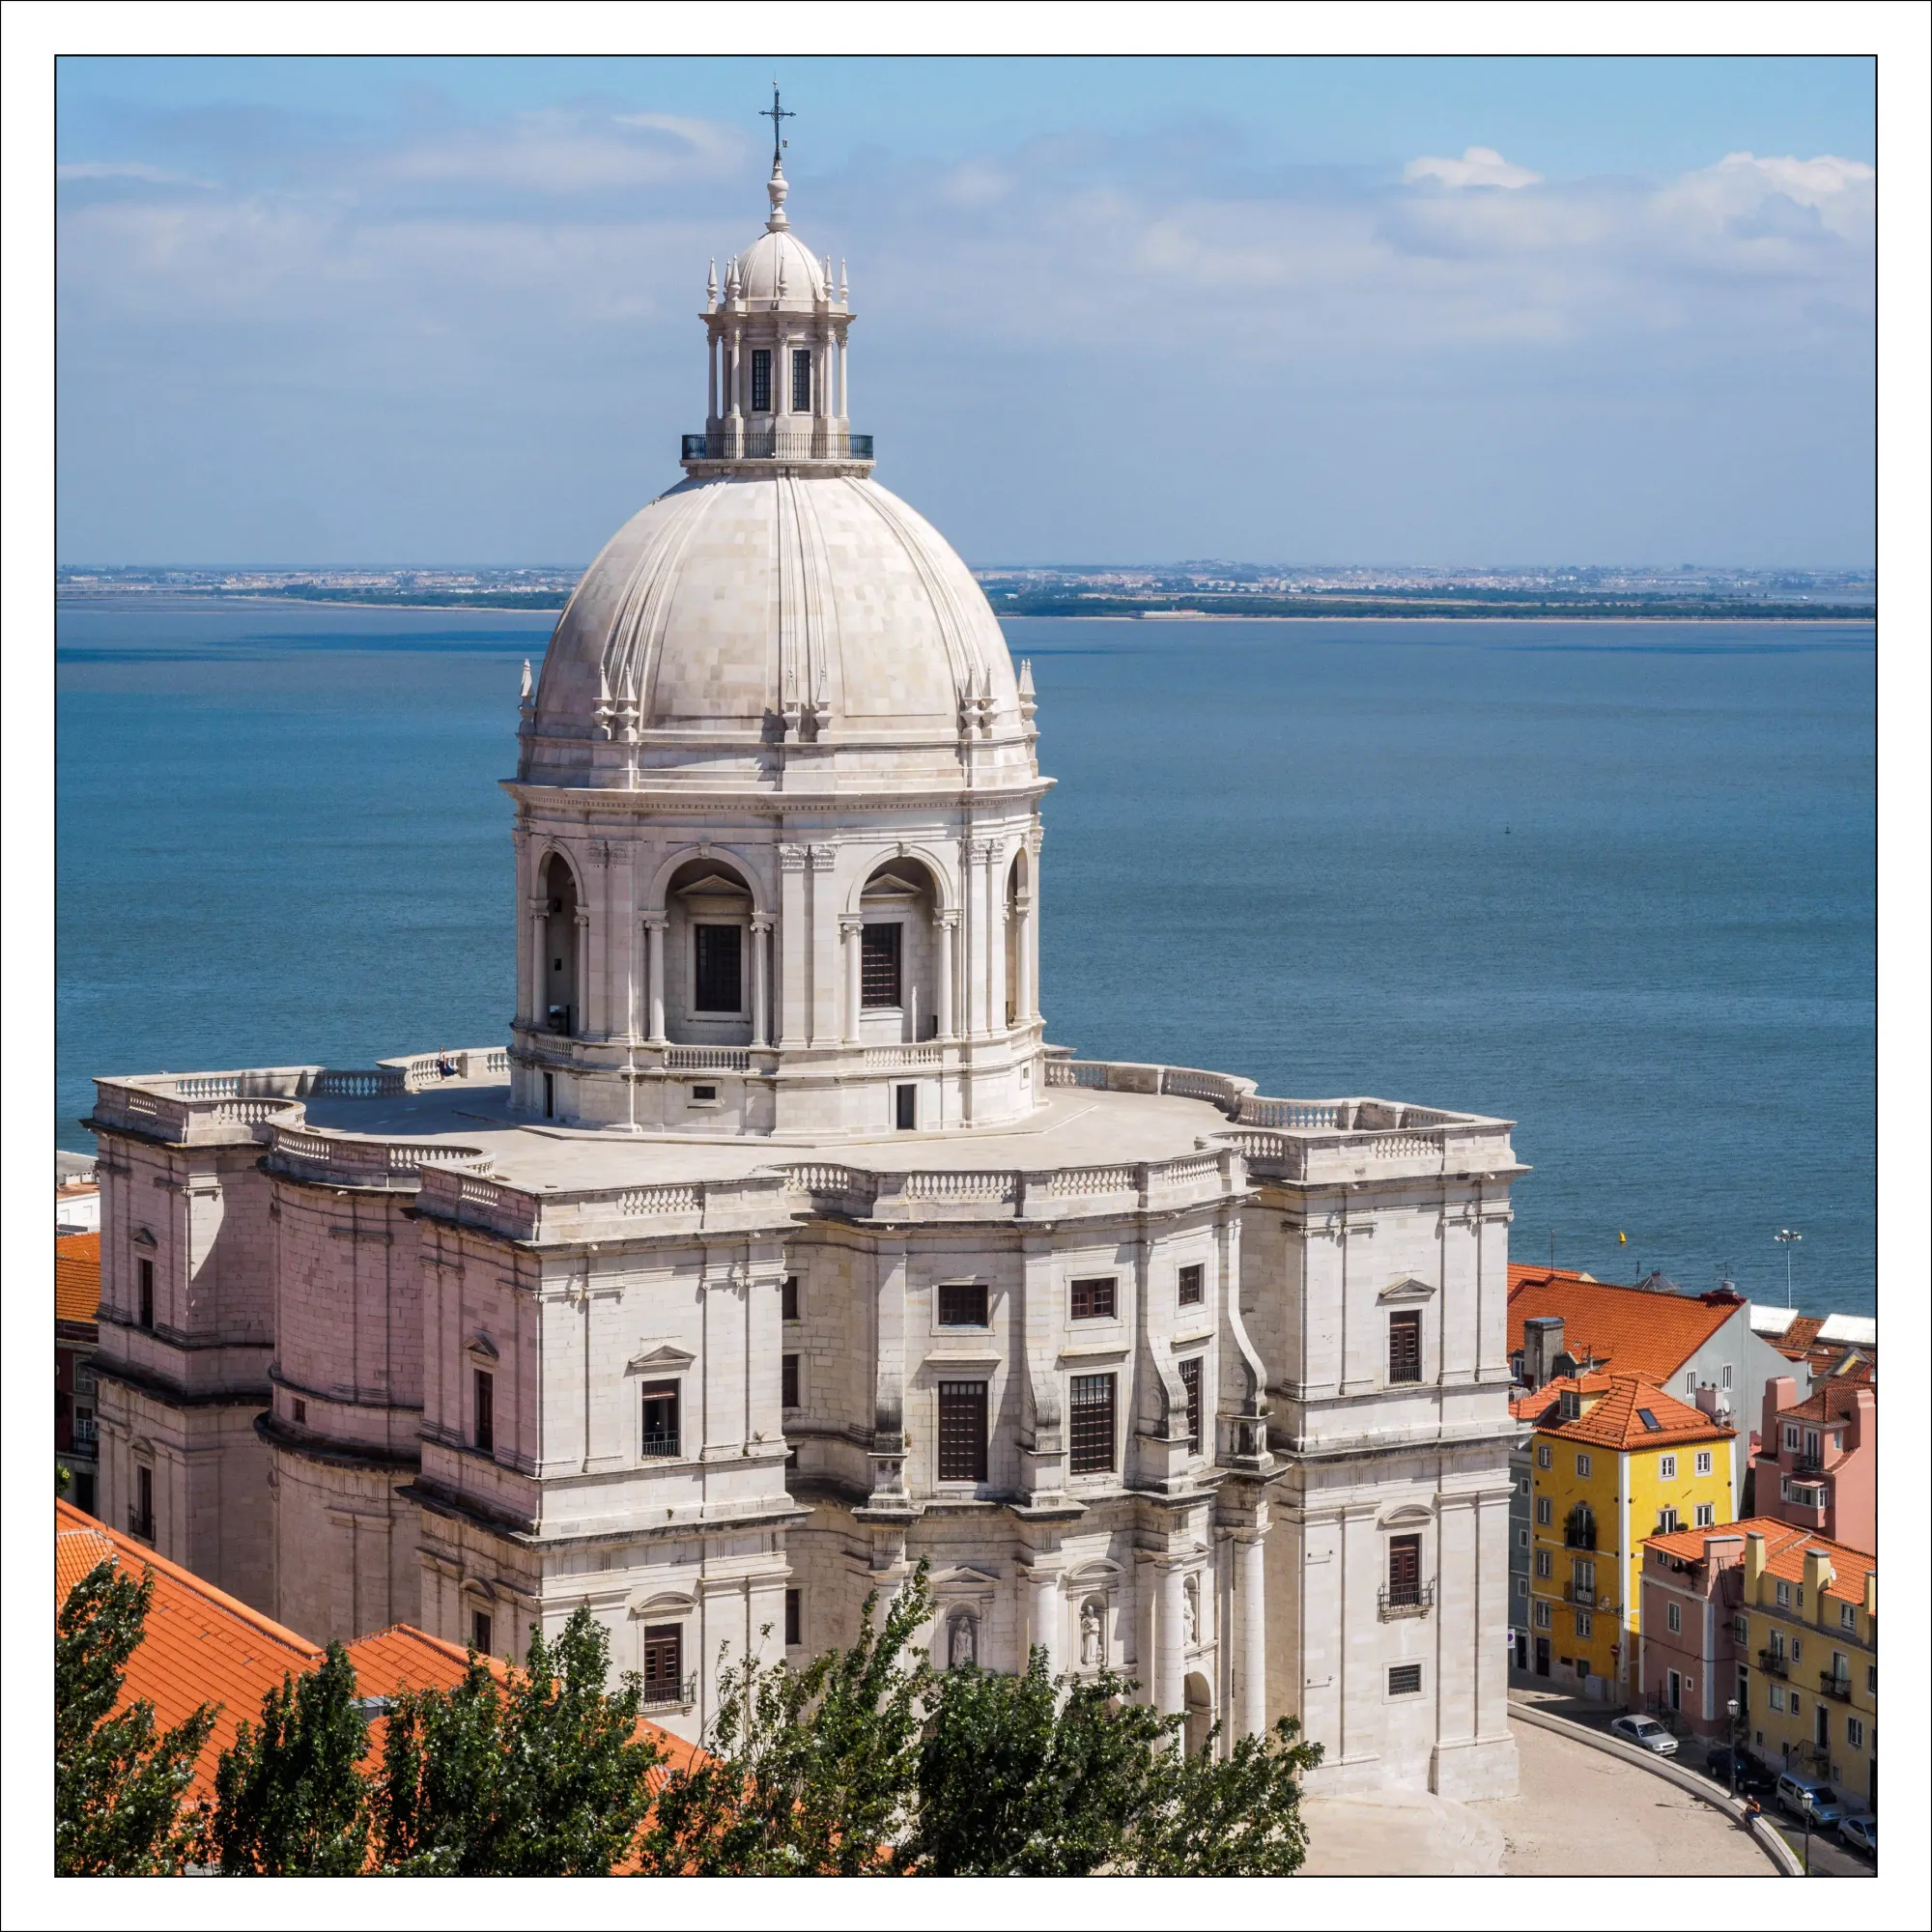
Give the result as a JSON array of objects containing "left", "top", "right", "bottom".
[
  {"left": 1650, "top": 1517, "right": 1874, "bottom": 1602},
  {"left": 56, "top": 1232, "right": 101, "bottom": 1329},
  {"left": 1508, "top": 1271, "right": 1742, "bottom": 1382},
  {"left": 1521, "top": 1374, "right": 1734, "bottom": 1451},
  {"left": 1777, "top": 1379, "right": 1876, "bottom": 1427}
]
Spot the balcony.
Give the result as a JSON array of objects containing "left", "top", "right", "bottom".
[
  {"left": 639, "top": 1434, "right": 682, "bottom": 1461},
  {"left": 127, "top": 1507, "right": 154, "bottom": 1543},
  {"left": 1791, "top": 1452, "right": 1825, "bottom": 1476},
  {"left": 682, "top": 428, "right": 873, "bottom": 464},
  {"left": 1378, "top": 1579, "right": 1435, "bottom": 1620},
  {"left": 639, "top": 1673, "right": 697, "bottom": 1712},
  {"left": 1818, "top": 1670, "right": 1855, "bottom": 1703},
  {"left": 1756, "top": 1648, "right": 1789, "bottom": 1679},
  {"left": 71, "top": 1417, "right": 99, "bottom": 1449}
]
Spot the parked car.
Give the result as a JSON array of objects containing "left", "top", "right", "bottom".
[
  {"left": 1837, "top": 1813, "right": 1876, "bottom": 1857},
  {"left": 1774, "top": 1772, "right": 1843, "bottom": 1827},
  {"left": 1608, "top": 1715, "right": 1679, "bottom": 1756},
  {"left": 1704, "top": 1747, "right": 1776, "bottom": 1796}
]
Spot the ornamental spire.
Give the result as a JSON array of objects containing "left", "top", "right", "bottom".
[{"left": 761, "top": 81, "right": 794, "bottom": 231}]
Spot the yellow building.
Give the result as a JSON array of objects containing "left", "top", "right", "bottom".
[
  {"left": 1523, "top": 1374, "right": 1735, "bottom": 1695},
  {"left": 1735, "top": 1523, "right": 1876, "bottom": 1807}
]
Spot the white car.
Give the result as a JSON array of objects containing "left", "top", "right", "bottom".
[
  {"left": 1608, "top": 1715, "right": 1679, "bottom": 1756},
  {"left": 1838, "top": 1813, "right": 1876, "bottom": 1857}
]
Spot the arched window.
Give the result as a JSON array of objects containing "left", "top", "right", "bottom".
[
  {"left": 666, "top": 856, "right": 755, "bottom": 1043},
  {"left": 541, "top": 854, "right": 579, "bottom": 1036},
  {"left": 858, "top": 858, "right": 943, "bottom": 1042}
]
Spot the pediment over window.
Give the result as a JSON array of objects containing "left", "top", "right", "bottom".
[
  {"left": 928, "top": 1564, "right": 1001, "bottom": 1591},
  {"left": 1379, "top": 1502, "right": 1435, "bottom": 1528},
  {"left": 130, "top": 1227, "right": 157, "bottom": 1249},
  {"left": 1378, "top": 1275, "right": 1437, "bottom": 1304},
  {"left": 626, "top": 1342, "right": 696, "bottom": 1376},
  {"left": 1065, "top": 1556, "right": 1124, "bottom": 1584},
  {"left": 629, "top": 1588, "right": 696, "bottom": 1617},
  {"left": 466, "top": 1333, "right": 499, "bottom": 1362},
  {"left": 676, "top": 870, "right": 752, "bottom": 901}
]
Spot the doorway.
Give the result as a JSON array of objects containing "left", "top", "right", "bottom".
[{"left": 1534, "top": 1635, "right": 1550, "bottom": 1677}]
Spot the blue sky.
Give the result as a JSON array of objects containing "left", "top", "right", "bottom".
[{"left": 56, "top": 55, "right": 1876, "bottom": 566}]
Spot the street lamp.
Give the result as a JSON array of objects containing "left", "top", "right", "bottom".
[
  {"left": 1725, "top": 1696, "right": 1741, "bottom": 1799},
  {"left": 1800, "top": 1787, "right": 1815, "bottom": 1876},
  {"left": 1775, "top": 1229, "right": 1803, "bottom": 1301}
]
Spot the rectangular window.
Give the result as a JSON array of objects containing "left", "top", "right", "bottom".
[
  {"left": 1388, "top": 1663, "right": 1423, "bottom": 1696},
  {"left": 1732, "top": 1614, "right": 1748, "bottom": 1643},
  {"left": 1720, "top": 1364, "right": 1733, "bottom": 1390},
  {"left": 132, "top": 1464, "right": 154, "bottom": 1540},
  {"left": 693, "top": 923, "right": 744, "bottom": 1012},
  {"left": 1387, "top": 1310, "right": 1422, "bottom": 1384},
  {"left": 1685, "top": 1372, "right": 1696, "bottom": 1396},
  {"left": 1695, "top": 1450, "right": 1713, "bottom": 1476},
  {"left": 937, "top": 1380, "right": 988, "bottom": 1483},
  {"left": 137, "top": 1257, "right": 155, "bottom": 1330},
  {"left": 1769, "top": 1685, "right": 1784, "bottom": 1712},
  {"left": 785, "top": 1588, "right": 802, "bottom": 1648},
  {"left": 1575, "top": 1453, "right": 1592, "bottom": 1478},
  {"left": 1657, "top": 1507, "right": 1681, "bottom": 1533},
  {"left": 1535, "top": 1496, "right": 1552, "bottom": 1526},
  {"left": 1839, "top": 1603, "right": 1857, "bottom": 1631},
  {"left": 938, "top": 1280, "right": 988, "bottom": 1328},
  {"left": 642, "top": 1625, "right": 683, "bottom": 1700},
  {"left": 473, "top": 1369, "right": 495, "bottom": 1454},
  {"left": 781, "top": 1274, "right": 800, "bottom": 1321},
  {"left": 1515, "top": 1575, "right": 1529, "bottom": 1596},
  {"left": 1179, "top": 1356, "right": 1203, "bottom": 1452},
  {"left": 1517, "top": 1527, "right": 1529, "bottom": 1548},
  {"left": 1387, "top": 1535, "right": 1422, "bottom": 1606},
  {"left": 791, "top": 347, "right": 812, "bottom": 412},
  {"left": 1660, "top": 1454, "right": 1677, "bottom": 1480},
  {"left": 1784, "top": 1424, "right": 1801, "bottom": 1452},
  {"left": 1789, "top": 1637, "right": 1802, "bottom": 1662},
  {"left": 751, "top": 348, "right": 772, "bottom": 412},
  {"left": 1576, "top": 1609, "right": 1593, "bottom": 1639},
  {"left": 1667, "top": 1601, "right": 1682, "bottom": 1634},
  {"left": 781, "top": 1354, "right": 801, "bottom": 1410},
  {"left": 1533, "top": 1601, "right": 1551, "bottom": 1630},
  {"left": 471, "top": 1610, "right": 494, "bottom": 1657},
  {"left": 1177, "top": 1263, "right": 1205, "bottom": 1307},
  {"left": 1572, "top": 1557, "right": 1596, "bottom": 1596},
  {"left": 640, "top": 1380, "right": 680, "bottom": 1457},
  {"left": 1535, "top": 1549, "right": 1552, "bottom": 1578},
  {"left": 292, "top": 1397, "right": 306, "bottom": 1426},
  {"left": 861, "top": 922, "right": 902, "bottom": 1007},
  {"left": 1069, "top": 1277, "right": 1116, "bottom": 1321},
  {"left": 1775, "top": 1580, "right": 1791, "bottom": 1607},
  {"left": 1847, "top": 1717, "right": 1864, "bottom": 1749},
  {"left": 895, "top": 1083, "right": 917, "bottom": 1131},
  {"left": 1068, "top": 1373, "right": 1116, "bottom": 1474},
  {"left": 1536, "top": 1443, "right": 1552, "bottom": 1469},
  {"left": 1695, "top": 1503, "right": 1715, "bottom": 1528},
  {"left": 1867, "top": 1663, "right": 1876, "bottom": 1692}
]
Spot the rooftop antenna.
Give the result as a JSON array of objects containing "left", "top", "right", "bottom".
[{"left": 760, "top": 79, "right": 794, "bottom": 173}]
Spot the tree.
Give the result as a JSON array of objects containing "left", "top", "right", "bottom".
[
  {"left": 376, "top": 1606, "right": 663, "bottom": 1875},
  {"left": 1120, "top": 1716, "right": 1323, "bottom": 1876},
  {"left": 638, "top": 1568, "right": 936, "bottom": 1875},
  {"left": 207, "top": 1641, "right": 372, "bottom": 1874},
  {"left": 56, "top": 1559, "right": 217, "bottom": 1876}
]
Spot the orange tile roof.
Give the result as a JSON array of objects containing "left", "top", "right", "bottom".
[
  {"left": 1525, "top": 1374, "right": 1733, "bottom": 1451},
  {"left": 1650, "top": 1517, "right": 1875, "bottom": 1600},
  {"left": 1508, "top": 1271, "right": 1741, "bottom": 1382},
  {"left": 56, "top": 1231, "right": 101, "bottom": 1328},
  {"left": 1777, "top": 1379, "right": 1876, "bottom": 1427}
]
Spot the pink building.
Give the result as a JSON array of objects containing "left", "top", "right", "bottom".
[
  {"left": 1637, "top": 1530, "right": 1747, "bottom": 1740},
  {"left": 1750, "top": 1377, "right": 1875, "bottom": 1555}
]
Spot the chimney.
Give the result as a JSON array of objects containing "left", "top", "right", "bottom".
[
  {"left": 1847, "top": 1384, "right": 1875, "bottom": 1450},
  {"left": 1700, "top": 1533, "right": 1744, "bottom": 1570},
  {"left": 1760, "top": 1376, "right": 1796, "bottom": 1459},
  {"left": 1863, "top": 1570, "right": 1876, "bottom": 1619},
  {"left": 1523, "top": 1316, "right": 1564, "bottom": 1391},
  {"left": 1744, "top": 1529, "right": 1767, "bottom": 1599},
  {"left": 1803, "top": 1548, "right": 1835, "bottom": 1602}
]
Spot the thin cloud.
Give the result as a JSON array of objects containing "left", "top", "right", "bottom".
[
  {"left": 1403, "top": 146, "right": 1543, "bottom": 189},
  {"left": 58, "top": 159, "right": 215, "bottom": 188}
]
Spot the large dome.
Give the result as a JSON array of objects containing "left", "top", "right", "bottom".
[{"left": 526, "top": 471, "right": 1032, "bottom": 789}]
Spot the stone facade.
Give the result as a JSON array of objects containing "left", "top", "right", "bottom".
[{"left": 86, "top": 150, "right": 1521, "bottom": 1800}]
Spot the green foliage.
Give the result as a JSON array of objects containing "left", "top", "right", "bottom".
[
  {"left": 1122, "top": 1716, "right": 1323, "bottom": 1875},
  {"left": 377, "top": 1605, "right": 663, "bottom": 1875},
  {"left": 639, "top": 1566, "right": 937, "bottom": 1875},
  {"left": 57, "top": 1464, "right": 72, "bottom": 1495},
  {"left": 55, "top": 1559, "right": 217, "bottom": 1875},
  {"left": 208, "top": 1642, "right": 372, "bottom": 1874}
]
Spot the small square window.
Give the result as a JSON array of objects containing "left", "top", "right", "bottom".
[
  {"left": 1069, "top": 1277, "right": 1116, "bottom": 1321},
  {"left": 785, "top": 1588, "right": 802, "bottom": 1648},
  {"left": 781, "top": 1353, "right": 801, "bottom": 1410},
  {"left": 938, "top": 1280, "right": 988, "bottom": 1328},
  {"left": 781, "top": 1274, "right": 800, "bottom": 1321},
  {"left": 1695, "top": 1450, "right": 1713, "bottom": 1476},
  {"left": 1177, "top": 1264, "right": 1205, "bottom": 1307},
  {"left": 1387, "top": 1663, "right": 1423, "bottom": 1697}
]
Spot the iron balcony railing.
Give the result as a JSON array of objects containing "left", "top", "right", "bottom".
[
  {"left": 639, "top": 1434, "right": 682, "bottom": 1460},
  {"left": 128, "top": 1507, "right": 155, "bottom": 1542},
  {"left": 1377, "top": 1579, "right": 1435, "bottom": 1619},
  {"left": 1756, "top": 1647, "right": 1790, "bottom": 1679},
  {"left": 1818, "top": 1670, "right": 1855, "bottom": 1702},
  {"left": 639, "top": 1673, "right": 697, "bottom": 1712},
  {"left": 1791, "top": 1453, "right": 1826, "bottom": 1475},
  {"left": 682, "top": 428, "right": 873, "bottom": 462}
]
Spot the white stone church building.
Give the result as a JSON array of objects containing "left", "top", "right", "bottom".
[{"left": 89, "top": 146, "right": 1520, "bottom": 1800}]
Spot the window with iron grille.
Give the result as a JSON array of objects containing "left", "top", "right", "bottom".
[
  {"left": 792, "top": 348, "right": 812, "bottom": 412},
  {"left": 1179, "top": 1356, "right": 1203, "bottom": 1452},
  {"left": 694, "top": 923, "right": 743, "bottom": 1011},
  {"left": 1177, "top": 1264, "right": 1205, "bottom": 1307},
  {"left": 862, "top": 923, "right": 902, "bottom": 1006},
  {"left": 1068, "top": 1373, "right": 1116, "bottom": 1474},
  {"left": 1388, "top": 1309, "right": 1422, "bottom": 1383},
  {"left": 785, "top": 1588, "right": 802, "bottom": 1648},
  {"left": 1388, "top": 1663, "right": 1423, "bottom": 1696},
  {"left": 1387, "top": 1534, "right": 1422, "bottom": 1606},
  {"left": 473, "top": 1369, "right": 495, "bottom": 1454},
  {"left": 641, "top": 1381, "right": 680, "bottom": 1457},
  {"left": 751, "top": 349, "right": 772, "bottom": 412},
  {"left": 137, "top": 1257, "right": 155, "bottom": 1330},
  {"left": 781, "top": 1274, "right": 800, "bottom": 1321},
  {"left": 938, "top": 1280, "right": 987, "bottom": 1327},
  {"left": 781, "top": 1353, "right": 800, "bottom": 1410},
  {"left": 643, "top": 1625, "right": 683, "bottom": 1699},
  {"left": 937, "top": 1380, "right": 987, "bottom": 1483},
  {"left": 1069, "top": 1277, "right": 1116, "bottom": 1321}
]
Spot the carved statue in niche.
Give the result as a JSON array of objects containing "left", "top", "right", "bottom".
[
  {"left": 948, "top": 1609, "right": 978, "bottom": 1669},
  {"left": 1182, "top": 1574, "right": 1200, "bottom": 1648},
  {"left": 1080, "top": 1596, "right": 1105, "bottom": 1667}
]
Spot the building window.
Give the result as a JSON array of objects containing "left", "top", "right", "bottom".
[
  {"left": 1575, "top": 1609, "right": 1593, "bottom": 1639},
  {"left": 751, "top": 348, "right": 772, "bottom": 412},
  {"left": 1660, "top": 1454, "right": 1677, "bottom": 1480},
  {"left": 473, "top": 1369, "right": 496, "bottom": 1454},
  {"left": 1536, "top": 1443, "right": 1552, "bottom": 1469},
  {"left": 1535, "top": 1496, "right": 1552, "bottom": 1526},
  {"left": 1866, "top": 1663, "right": 1876, "bottom": 1692},
  {"left": 937, "top": 1380, "right": 988, "bottom": 1483},
  {"left": 791, "top": 347, "right": 812, "bottom": 412},
  {"left": 1838, "top": 1603, "right": 1856, "bottom": 1631},
  {"left": 1775, "top": 1580, "right": 1791, "bottom": 1607},
  {"left": 1558, "top": 1390, "right": 1581, "bottom": 1421},
  {"left": 694, "top": 923, "right": 744, "bottom": 1012},
  {"left": 1789, "top": 1637, "right": 1802, "bottom": 1662},
  {"left": 1847, "top": 1717, "right": 1864, "bottom": 1749},
  {"left": 640, "top": 1380, "right": 680, "bottom": 1457},
  {"left": 1069, "top": 1277, "right": 1116, "bottom": 1321},
  {"left": 1517, "top": 1475, "right": 1529, "bottom": 1495},
  {"left": 1565, "top": 1502, "right": 1596, "bottom": 1549},
  {"left": 781, "top": 1274, "right": 800, "bottom": 1321},
  {"left": 642, "top": 1626, "right": 684, "bottom": 1702},
  {"left": 938, "top": 1280, "right": 988, "bottom": 1328},
  {"left": 1666, "top": 1601, "right": 1682, "bottom": 1634},
  {"left": 1068, "top": 1373, "right": 1116, "bottom": 1474},
  {"left": 1535, "top": 1549, "right": 1552, "bottom": 1578},
  {"left": 1387, "top": 1310, "right": 1422, "bottom": 1384},
  {"left": 1575, "top": 1453, "right": 1592, "bottom": 1479},
  {"left": 291, "top": 1396, "right": 306, "bottom": 1426},
  {"left": 1695, "top": 1503, "right": 1715, "bottom": 1528},
  {"left": 1695, "top": 1450, "right": 1713, "bottom": 1476},
  {"left": 1515, "top": 1575, "right": 1529, "bottom": 1596},
  {"left": 1784, "top": 1424, "right": 1801, "bottom": 1452},
  {"left": 1720, "top": 1364, "right": 1733, "bottom": 1390},
  {"left": 1684, "top": 1372, "right": 1696, "bottom": 1396},
  {"left": 1179, "top": 1356, "right": 1203, "bottom": 1453},
  {"left": 1657, "top": 1507, "right": 1681, "bottom": 1534},
  {"left": 1517, "top": 1527, "right": 1529, "bottom": 1549},
  {"left": 781, "top": 1354, "right": 801, "bottom": 1410},
  {"left": 1387, "top": 1535, "right": 1422, "bottom": 1608},
  {"left": 471, "top": 1610, "right": 494, "bottom": 1657},
  {"left": 1732, "top": 1614, "right": 1748, "bottom": 1643},
  {"left": 1533, "top": 1601, "right": 1551, "bottom": 1630},
  {"left": 1768, "top": 1685, "right": 1784, "bottom": 1712},
  {"left": 137, "top": 1257, "right": 155, "bottom": 1330},
  {"left": 895, "top": 1083, "right": 917, "bottom": 1130},
  {"left": 785, "top": 1588, "right": 802, "bottom": 1648},
  {"left": 861, "top": 923, "right": 901, "bottom": 1006},
  {"left": 1572, "top": 1556, "right": 1596, "bottom": 1598},
  {"left": 1177, "top": 1263, "right": 1205, "bottom": 1307},
  {"left": 130, "top": 1464, "right": 154, "bottom": 1541},
  {"left": 1387, "top": 1663, "right": 1423, "bottom": 1697}
]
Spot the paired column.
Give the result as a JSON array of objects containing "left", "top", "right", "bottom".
[
  {"left": 642, "top": 915, "right": 667, "bottom": 1044},
  {"left": 933, "top": 909, "right": 957, "bottom": 1038},
  {"left": 840, "top": 916, "right": 865, "bottom": 1043},
  {"left": 526, "top": 898, "right": 549, "bottom": 1029},
  {"left": 809, "top": 846, "right": 840, "bottom": 1044},
  {"left": 778, "top": 846, "right": 809, "bottom": 1047},
  {"left": 982, "top": 843, "right": 1007, "bottom": 1033},
  {"left": 1011, "top": 890, "right": 1034, "bottom": 1024},
  {"left": 750, "top": 917, "right": 772, "bottom": 1048}
]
